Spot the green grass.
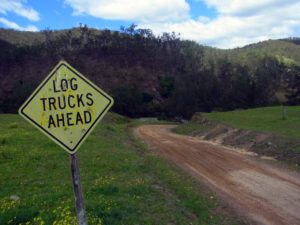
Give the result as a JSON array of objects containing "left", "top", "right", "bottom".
[
  {"left": 204, "top": 106, "right": 300, "bottom": 139},
  {"left": 0, "top": 113, "right": 236, "bottom": 225}
]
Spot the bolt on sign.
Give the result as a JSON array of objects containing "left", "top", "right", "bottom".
[{"left": 19, "top": 61, "right": 114, "bottom": 154}]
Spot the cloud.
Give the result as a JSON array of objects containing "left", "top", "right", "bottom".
[
  {"left": 64, "top": 0, "right": 190, "bottom": 22},
  {"left": 0, "top": 17, "right": 38, "bottom": 31},
  {"left": 140, "top": 1, "right": 300, "bottom": 48},
  {"left": 0, "top": 0, "right": 40, "bottom": 21},
  {"left": 201, "top": 0, "right": 298, "bottom": 16},
  {"left": 64, "top": 0, "right": 300, "bottom": 48},
  {"left": 0, "top": 1, "right": 39, "bottom": 32}
]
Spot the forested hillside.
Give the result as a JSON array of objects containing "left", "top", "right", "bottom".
[{"left": 1, "top": 25, "right": 299, "bottom": 118}]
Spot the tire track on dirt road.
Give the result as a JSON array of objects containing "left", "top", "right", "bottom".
[{"left": 135, "top": 125, "right": 300, "bottom": 225}]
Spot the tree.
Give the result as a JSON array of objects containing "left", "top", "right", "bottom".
[
  {"left": 112, "top": 86, "right": 154, "bottom": 117},
  {"left": 285, "top": 67, "right": 300, "bottom": 105}
]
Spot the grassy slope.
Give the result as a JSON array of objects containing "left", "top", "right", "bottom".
[
  {"left": 176, "top": 106, "right": 300, "bottom": 139},
  {"left": 228, "top": 40, "right": 300, "bottom": 66},
  {"left": 204, "top": 106, "right": 300, "bottom": 139},
  {"left": 0, "top": 114, "right": 241, "bottom": 225}
]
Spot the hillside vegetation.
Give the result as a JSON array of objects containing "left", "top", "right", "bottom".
[
  {"left": 1, "top": 26, "right": 300, "bottom": 118},
  {"left": 228, "top": 39, "right": 300, "bottom": 66}
]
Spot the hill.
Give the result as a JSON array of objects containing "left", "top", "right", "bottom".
[
  {"left": 228, "top": 39, "right": 300, "bottom": 66},
  {"left": 0, "top": 27, "right": 104, "bottom": 46},
  {"left": 0, "top": 26, "right": 300, "bottom": 118}
]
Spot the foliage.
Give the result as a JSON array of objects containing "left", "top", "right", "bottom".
[
  {"left": 0, "top": 25, "right": 299, "bottom": 118},
  {"left": 285, "top": 66, "right": 300, "bottom": 105},
  {"left": 159, "top": 76, "right": 174, "bottom": 98},
  {"left": 112, "top": 86, "right": 154, "bottom": 117}
]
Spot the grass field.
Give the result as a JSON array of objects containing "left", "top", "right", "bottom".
[
  {"left": 0, "top": 113, "right": 239, "bottom": 225},
  {"left": 177, "top": 106, "right": 300, "bottom": 139},
  {"left": 205, "top": 106, "right": 300, "bottom": 138}
]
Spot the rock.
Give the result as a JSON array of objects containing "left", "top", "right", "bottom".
[{"left": 10, "top": 195, "right": 20, "bottom": 201}]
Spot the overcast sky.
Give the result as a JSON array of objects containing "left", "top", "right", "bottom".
[{"left": 0, "top": 0, "right": 299, "bottom": 48}]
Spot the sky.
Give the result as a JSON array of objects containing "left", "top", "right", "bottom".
[{"left": 0, "top": 0, "right": 300, "bottom": 49}]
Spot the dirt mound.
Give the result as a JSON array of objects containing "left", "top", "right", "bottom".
[{"left": 190, "top": 113, "right": 300, "bottom": 166}]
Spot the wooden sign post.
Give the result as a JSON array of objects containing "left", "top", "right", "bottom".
[{"left": 71, "top": 154, "right": 87, "bottom": 225}]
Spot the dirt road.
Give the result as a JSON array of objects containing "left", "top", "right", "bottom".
[{"left": 135, "top": 125, "right": 300, "bottom": 225}]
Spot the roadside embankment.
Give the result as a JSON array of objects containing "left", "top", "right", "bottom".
[{"left": 174, "top": 112, "right": 300, "bottom": 166}]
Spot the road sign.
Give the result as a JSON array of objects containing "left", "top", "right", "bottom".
[{"left": 19, "top": 60, "right": 114, "bottom": 154}]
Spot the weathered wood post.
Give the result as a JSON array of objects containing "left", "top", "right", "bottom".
[{"left": 70, "top": 153, "right": 88, "bottom": 225}]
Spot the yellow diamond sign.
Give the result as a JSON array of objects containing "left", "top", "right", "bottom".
[{"left": 19, "top": 61, "right": 114, "bottom": 154}]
